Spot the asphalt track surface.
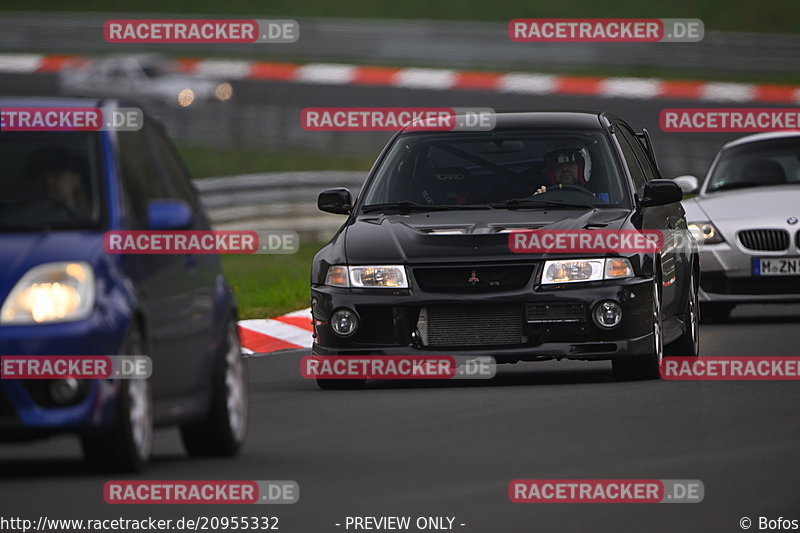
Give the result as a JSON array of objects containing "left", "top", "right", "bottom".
[
  {"left": 2, "top": 73, "right": 800, "bottom": 532},
  {"left": 2, "top": 304, "right": 800, "bottom": 532}
]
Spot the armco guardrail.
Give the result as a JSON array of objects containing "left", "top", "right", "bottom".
[
  {"left": 195, "top": 171, "right": 365, "bottom": 241},
  {"left": 1, "top": 13, "right": 800, "bottom": 74},
  {"left": 158, "top": 105, "right": 720, "bottom": 181}
]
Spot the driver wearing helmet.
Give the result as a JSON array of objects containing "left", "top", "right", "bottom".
[
  {"left": 534, "top": 142, "right": 592, "bottom": 195},
  {"left": 534, "top": 142, "right": 610, "bottom": 203}
]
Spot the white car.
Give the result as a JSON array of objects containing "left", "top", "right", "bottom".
[
  {"left": 676, "top": 132, "right": 800, "bottom": 321},
  {"left": 59, "top": 54, "right": 233, "bottom": 107}
]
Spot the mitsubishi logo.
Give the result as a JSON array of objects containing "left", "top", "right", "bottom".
[{"left": 467, "top": 269, "right": 480, "bottom": 285}]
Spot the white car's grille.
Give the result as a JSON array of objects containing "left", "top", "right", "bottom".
[{"left": 738, "top": 229, "right": 790, "bottom": 251}]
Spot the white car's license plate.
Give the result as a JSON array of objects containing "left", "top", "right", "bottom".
[{"left": 754, "top": 257, "right": 800, "bottom": 276}]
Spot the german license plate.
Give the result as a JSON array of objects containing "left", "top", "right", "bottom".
[{"left": 753, "top": 257, "right": 800, "bottom": 276}]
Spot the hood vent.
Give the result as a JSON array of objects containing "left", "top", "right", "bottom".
[{"left": 420, "top": 228, "right": 469, "bottom": 235}]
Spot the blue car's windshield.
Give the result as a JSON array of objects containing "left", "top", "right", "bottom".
[
  {"left": 362, "top": 130, "right": 628, "bottom": 210},
  {"left": 0, "top": 132, "right": 103, "bottom": 230}
]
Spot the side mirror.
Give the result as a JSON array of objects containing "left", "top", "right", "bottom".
[
  {"left": 318, "top": 188, "right": 352, "bottom": 215},
  {"left": 673, "top": 175, "right": 699, "bottom": 194},
  {"left": 641, "top": 179, "right": 683, "bottom": 207},
  {"left": 146, "top": 199, "right": 193, "bottom": 230}
]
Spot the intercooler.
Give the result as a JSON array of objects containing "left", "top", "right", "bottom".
[{"left": 415, "top": 304, "right": 525, "bottom": 347}]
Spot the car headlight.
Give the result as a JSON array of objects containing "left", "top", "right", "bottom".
[
  {"left": 325, "top": 266, "right": 350, "bottom": 287},
  {"left": 0, "top": 262, "right": 95, "bottom": 324},
  {"left": 688, "top": 221, "right": 724, "bottom": 244},
  {"left": 330, "top": 308, "right": 359, "bottom": 336},
  {"left": 215, "top": 82, "right": 233, "bottom": 101},
  {"left": 324, "top": 265, "right": 408, "bottom": 288},
  {"left": 178, "top": 88, "right": 195, "bottom": 107},
  {"left": 541, "top": 258, "right": 633, "bottom": 284}
]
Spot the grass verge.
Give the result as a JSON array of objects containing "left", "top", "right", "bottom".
[{"left": 222, "top": 242, "right": 323, "bottom": 319}]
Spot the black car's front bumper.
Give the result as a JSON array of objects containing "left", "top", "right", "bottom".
[{"left": 311, "top": 276, "right": 655, "bottom": 362}]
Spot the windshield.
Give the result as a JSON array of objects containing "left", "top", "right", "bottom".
[
  {"left": 707, "top": 138, "right": 800, "bottom": 193},
  {"left": 0, "top": 132, "right": 103, "bottom": 231},
  {"left": 361, "top": 129, "right": 627, "bottom": 210}
]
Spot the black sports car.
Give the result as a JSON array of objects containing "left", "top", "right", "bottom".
[{"left": 311, "top": 111, "right": 699, "bottom": 387}]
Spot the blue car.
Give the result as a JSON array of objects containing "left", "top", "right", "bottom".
[{"left": 0, "top": 97, "right": 248, "bottom": 471}]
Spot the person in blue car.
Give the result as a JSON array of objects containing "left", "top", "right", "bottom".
[{"left": 25, "top": 145, "right": 91, "bottom": 219}]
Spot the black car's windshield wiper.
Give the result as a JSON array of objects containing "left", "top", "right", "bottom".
[
  {"left": 488, "top": 198, "right": 598, "bottom": 210},
  {"left": 361, "top": 201, "right": 491, "bottom": 213}
]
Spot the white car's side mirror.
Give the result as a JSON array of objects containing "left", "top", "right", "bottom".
[{"left": 673, "top": 175, "right": 699, "bottom": 194}]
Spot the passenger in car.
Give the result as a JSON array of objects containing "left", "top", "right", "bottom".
[{"left": 25, "top": 145, "right": 91, "bottom": 218}]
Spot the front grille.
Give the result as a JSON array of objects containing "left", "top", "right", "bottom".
[
  {"left": 413, "top": 265, "right": 534, "bottom": 292},
  {"left": 738, "top": 229, "right": 790, "bottom": 251},
  {"left": 796, "top": 230, "right": 800, "bottom": 250},
  {"left": 526, "top": 303, "right": 586, "bottom": 323},
  {"left": 700, "top": 273, "right": 800, "bottom": 295},
  {"left": 417, "top": 305, "right": 524, "bottom": 347}
]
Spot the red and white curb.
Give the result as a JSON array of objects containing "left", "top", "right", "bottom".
[
  {"left": 3, "top": 52, "right": 800, "bottom": 103},
  {"left": 238, "top": 308, "right": 312, "bottom": 355}
]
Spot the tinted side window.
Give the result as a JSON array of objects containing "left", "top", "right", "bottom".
[
  {"left": 614, "top": 131, "right": 648, "bottom": 196},
  {"left": 117, "top": 122, "right": 169, "bottom": 229},
  {"left": 149, "top": 125, "right": 200, "bottom": 210},
  {"left": 618, "top": 125, "right": 658, "bottom": 181}
]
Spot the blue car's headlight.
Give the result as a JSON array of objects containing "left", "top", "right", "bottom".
[{"left": 0, "top": 262, "right": 95, "bottom": 325}]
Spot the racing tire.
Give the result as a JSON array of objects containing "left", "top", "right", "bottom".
[
  {"left": 613, "top": 279, "right": 663, "bottom": 380},
  {"left": 180, "top": 316, "right": 249, "bottom": 457},
  {"left": 665, "top": 268, "right": 700, "bottom": 357},
  {"left": 81, "top": 323, "right": 153, "bottom": 472}
]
